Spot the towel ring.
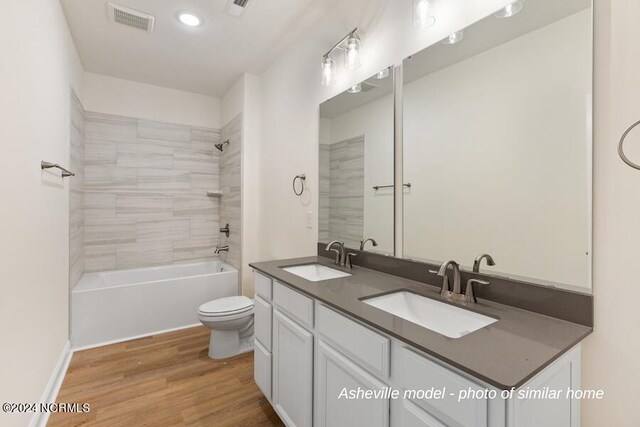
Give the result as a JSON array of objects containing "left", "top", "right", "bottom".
[
  {"left": 618, "top": 119, "right": 640, "bottom": 170},
  {"left": 292, "top": 174, "right": 306, "bottom": 196}
]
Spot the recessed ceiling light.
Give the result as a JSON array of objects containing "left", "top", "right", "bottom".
[{"left": 177, "top": 11, "right": 203, "bottom": 27}]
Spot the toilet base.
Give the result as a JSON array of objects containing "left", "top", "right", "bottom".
[{"left": 208, "top": 330, "right": 254, "bottom": 359}]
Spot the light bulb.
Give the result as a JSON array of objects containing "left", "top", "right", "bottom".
[
  {"left": 413, "top": 0, "right": 435, "bottom": 29},
  {"left": 495, "top": 1, "right": 524, "bottom": 19},
  {"left": 375, "top": 68, "right": 390, "bottom": 79},
  {"left": 321, "top": 56, "right": 335, "bottom": 87},
  {"left": 442, "top": 30, "right": 464, "bottom": 45},
  {"left": 347, "top": 83, "right": 361, "bottom": 94},
  {"left": 344, "top": 34, "right": 361, "bottom": 70}
]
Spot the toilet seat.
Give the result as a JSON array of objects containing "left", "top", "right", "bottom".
[{"left": 198, "top": 296, "right": 254, "bottom": 318}]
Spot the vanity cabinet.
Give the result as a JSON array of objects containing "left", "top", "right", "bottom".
[{"left": 253, "top": 273, "right": 580, "bottom": 427}]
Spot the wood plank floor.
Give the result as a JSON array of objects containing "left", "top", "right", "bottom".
[{"left": 48, "top": 326, "right": 283, "bottom": 426}]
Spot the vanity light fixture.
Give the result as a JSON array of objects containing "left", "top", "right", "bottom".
[
  {"left": 413, "top": 0, "right": 436, "bottom": 29},
  {"left": 375, "top": 67, "right": 390, "bottom": 79},
  {"left": 177, "top": 11, "right": 203, "bottom": 27},
  {"left": 321, "top": 56, "right": 335, "bottom": 87},
  {"left": 347, "top": 83, "right": 362, "bottom": 94},
  {"left": 320, "top": 28, "right": 361, "bottom": 86},
  {"left": 495, "top": 1, "right": 524, "bottom": 19},
  {"left": 344, "top": 33, "right": 361, "bottom": 70},
  {"left": 442, "top": 30, "right": 464, "bottom": 45}
]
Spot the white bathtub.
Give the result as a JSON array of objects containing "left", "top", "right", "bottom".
[{"left": 71, "top": 260, "right": 238, "bottom": 349}]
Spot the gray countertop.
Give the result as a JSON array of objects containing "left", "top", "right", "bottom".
[{"left": 249, "top": 256, "right": 592, "bottom": 390}]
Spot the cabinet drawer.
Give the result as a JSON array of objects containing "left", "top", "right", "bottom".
[
  {"left": 316, "top": 304, "right": 390, "bottom": 378},
  {"left": 255, "top": 272, "right": 272, "bottom": 301},
  {"left": 254, "top": 339, "right": 272, "bottom": 401},
  {"left": 254, "top": 295, "right": 272, "bottom": 351},
  {"left": 273, "top": 281, "right": 314, "bottom": 329},
  {"left": 397, "top": 347, "right": 488, "bottom": 427}
]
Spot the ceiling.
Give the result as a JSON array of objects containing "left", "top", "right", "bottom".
[{"left": 61, "top": 0, "right": 337, "bottom": 96}]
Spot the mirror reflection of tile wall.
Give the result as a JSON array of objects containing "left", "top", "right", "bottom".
[{"left": 319, "top": 72, "right": 395, "bottom": 255}]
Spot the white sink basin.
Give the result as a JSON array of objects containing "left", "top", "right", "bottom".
[
  {"left": 362, "top": 291, "right": 497, "bottom": 338},
  {"left": 282, "top": 264, "right": 351, "bottom": 282}
]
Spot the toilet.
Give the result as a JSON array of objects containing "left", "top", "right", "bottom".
[{"left": 198, "top": 296, "right": 254, "bottom": 359}]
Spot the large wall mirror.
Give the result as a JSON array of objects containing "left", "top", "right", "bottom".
[
  {"left": 319, "top": 70, "right": 395, "bottom": 254},
  {"left": 318, "top": 0, "right": 592, "bottom": 292},
  {"left": 403, "top": 0, "right": 592, "bottom": 291}
]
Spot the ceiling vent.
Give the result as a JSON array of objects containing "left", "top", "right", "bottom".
[
  {"left": 224, "top": 0, "right": 251, "bottom": 18},
  {"left": 107, "top": 3, "right": 155, "bottom": 32}
]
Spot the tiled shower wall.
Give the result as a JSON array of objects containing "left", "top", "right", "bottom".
[
  {"left": 219, "top": 114, "right": 242, "bottom": 272},
  {"left": 69, "top": 90, "right": 85, "bottom": 287},
  {"left": 319, "top": 136, "right": 365, "bottom": 249},
  {"left": 83, "top": 112, "right": 222, "bottom": 271}
]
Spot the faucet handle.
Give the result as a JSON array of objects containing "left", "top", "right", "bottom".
[
  {"left": 346, "top": 252, "right": 357, "bottom": 269},
  {"left": 465, "top": 279, "right": 490, "bottom": 303}
]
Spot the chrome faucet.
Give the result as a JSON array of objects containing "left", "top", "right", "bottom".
[
  {"left": 214, "top": 245, "right": 229, "bottom": 254},
  {"left": 325, "top": 241, "right": 346, "bottom": 266},
  {"left": 436, "top": 260, "right": 462, "bottom": 299},
  {"left": 359, "top": 237, "right": 378, "bottom": 251},
  {"left": 473, "top": 254, "right": 495, "bottom": 273}
]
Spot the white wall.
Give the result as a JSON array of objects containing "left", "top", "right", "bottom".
[
  {"left": 582, "top": 0, "right": 640, "bottom": 425},
  {"left": 83, "top": 72, "right": 221, "bottom": 128},
  {"left": 0, "top": 1, "right": 83, "bottom": 426},
  {"left": 220, "top": 73, "right": 263, "bottom": 297},
  {"left": 255, "top": 0, "right": 512, "bottom": 262}
]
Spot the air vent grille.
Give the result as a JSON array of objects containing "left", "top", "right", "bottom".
[
  {"left": 107, "top": 3, "right": 155, "bottom": 32},
  {"left": 225, "top": 0, "right": 250, "bottom": 17}
]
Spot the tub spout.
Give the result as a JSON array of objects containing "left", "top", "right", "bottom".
[{"left": 214, "top": 245, "right": 229, "bottom": 254}]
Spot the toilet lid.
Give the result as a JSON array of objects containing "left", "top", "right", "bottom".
[{"left": 198, "top": 296, "right": 254, "bottom": 316}]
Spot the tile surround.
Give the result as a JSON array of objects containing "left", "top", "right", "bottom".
[
  {"left": 83, "top": 112, "right": 223, "bottom": 271},
  {"left": 69, "top": 89, "right": 85, "bottom": 288},
  {"left": 219, "top": 114, "right": 242, "bottom": 276}
]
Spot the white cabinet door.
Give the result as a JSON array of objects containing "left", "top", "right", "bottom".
[
  {"left": 316, "top": 340, "right": 389, "bottom": 427},
  {"left": 272, "top": 309, "right": 313, "bottom": 427}
]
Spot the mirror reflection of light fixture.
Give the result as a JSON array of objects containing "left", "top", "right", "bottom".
[
  {"left": 442, "top": 30, "right": 464, "bottom": 45},
  {"left": 375, "top": 68, "right": 390, "bottom": 79},
  {"left": 347, "top": 83, "right": 362, "bottom": 94},
  {"left": 413, "top": 0, "right": 435, "bottom": 29},
  {"left": 320, "top": 28, "right": 361, "bottom": 86},
  {"left": 495, "top": 1, "right": 524, "bottom": 19},
  {"left": 321, "top": 56, "right": 335, "bottom": 87}
]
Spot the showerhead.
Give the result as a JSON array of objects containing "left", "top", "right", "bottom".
[{"left": 214, "top": 140, "right": 230, "bottom": 152}]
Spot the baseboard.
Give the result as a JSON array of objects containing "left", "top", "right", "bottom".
[
  {"left": 29, "top": 340, "right": 73, "bottom": 427},
  {"left": 71, "top": 322, "right": 202, "bottom": 352}
]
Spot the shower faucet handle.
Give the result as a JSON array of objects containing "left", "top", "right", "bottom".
[{"left": 219, "top": 223, "right": 230, "bottom": 238}]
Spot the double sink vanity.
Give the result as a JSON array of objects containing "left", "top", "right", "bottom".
[
  {"left": 253, "top": 0, "right": 595, "bottom": 425},
  {"left": 250, "top": 250, "right": 592, "bottom": 427}
]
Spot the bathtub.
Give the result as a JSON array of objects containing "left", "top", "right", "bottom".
[{"left": 71, "top": 260, "right": 238, "bottom": 349}]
